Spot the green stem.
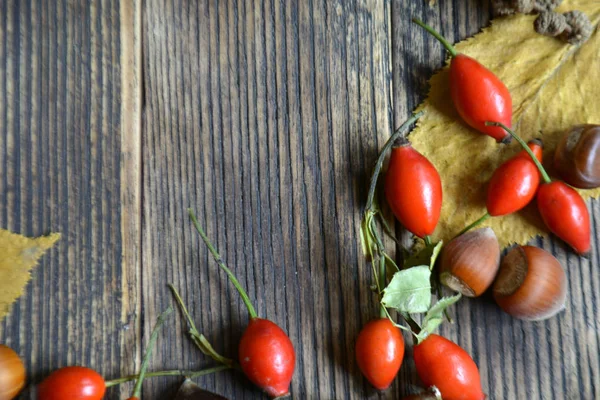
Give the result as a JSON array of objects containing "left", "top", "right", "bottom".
[
  {"left": 412, "top": 18, "right": 458, "bottom": 57},
  {"left": 437, "top": 283, "right": 453, "bottom": 323},
  {"left": 168, "top": 284, "right": 237, "bottom": 368},
  {"left": 382, "top": 307, "right": 413, "bottom": 334},
  {"left": 404, "top": 314, "right": 422, "bottom": 345},
  {"left": 131, "top": 307, "right": 173, "bottom": 397},
  {"left": 486, "top": 122, "right": 552, "bottom": 183},
  {"left": 379, "top": 256, "right": 387, "bottom": 318},
  {"left": 369, "top": 217, "right": 388, "bottom": 318},
  {"left": 457, "top": 213, "right": 491, "bottom": 237},
  {"left": 369, "top": 219, "right": 385, "bottom": 287},
  {"left": 168, "top": 284, "right": 199, "bottom": 333},
  {"left": 365, "top": 111, "right": 424, "bottom": 211},
  {"left": 196, "top": 334, "right": 236, "bottom": 369},
  {"left": 188, "top": 209, "right": 258, "bottom": 320},
  {"left": 424, "top": 235, "right": 432, "bottom": 246},
  {"left": 105, "top": 365, "right": 230, "bottom": 388},
  {"left": 377, "top": 213, "right": 402, "bottom": 246},
  {"left": 383, "top": 252, "right": 400, "bottom": 272}
]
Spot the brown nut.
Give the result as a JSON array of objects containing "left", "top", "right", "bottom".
[
  {"left": 493, "top": 245, "right": 567, "bottom": 321},
  {"left": 440, "top": 227, "right": 501, "bottom": 297},
  {"left": 0, "top": 344, "right": 26, "bottom": 400},
  {"left": 554, "top": 124, "right": 600, "bottom": 189}
]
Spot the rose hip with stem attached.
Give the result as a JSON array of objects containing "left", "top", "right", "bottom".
[
  {"left": 102, "top": 307, "right": 230, "bottom": 393},
  {"left": 413, "top": 18, "right": 513, "bottom": 143},
  {"left": 358, "top": 113, "right": 426, "bottom": 390},
  {"left": 127, "top": 307, "right": 173, "bottom": 400},
  {"left": 188, "top": 209, "right": 296, "bottom": 399},
  {"left": 40, "top": 307, "right": 226, "bottom": 399},
  {"left": 457, "top": 138, "right": 544, "bottom": 236},
  {"left": 487, "top": 121, "right": 591, "bottom": 255}
]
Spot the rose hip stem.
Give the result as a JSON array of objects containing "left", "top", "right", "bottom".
[
  {"left": 129, "top": 307, "right": 173, "bottom": 398},
  {"left": 104, "top": 306, "right": 230, "bottom": 389},
  {"left": 485, "top": 122, "right": 550, "bottom": 183},
  {"left": 188, "top": 209, "right": 258, "bottom": 320},
  {"left": 105, "top": 366, "right": 229, "bottom": 388},
  {"left": 168, "top": 284, "right": 238, "bottom": 369},
  {"left": 365, "top": 111, "right": 425, "bottom": 211},
  {"left": 457, "top": 214, "right": 491, "bottom": 237}
]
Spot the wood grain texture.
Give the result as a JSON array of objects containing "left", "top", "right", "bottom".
[
  {"left": 142, "top": 0, "right": 397, "bottom": 398},
  {"left": 0, "top": 0, "right": 598, "bottom": 399},
  {"left": 119, "top": 0, "right": 143, "bottom": 397},
  {"left": 0, "top": 0, "right": 141, "bottom": 398},
  {"left": 393, "top": 2, "right": 600, "bottom": 399}
]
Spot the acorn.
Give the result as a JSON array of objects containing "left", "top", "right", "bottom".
[
  {"left": 493, "top": 245, "right": 567, "bottom": 321},
  {"left": 554, "top": 124, "right": 600, "bottom": 189},
  {"left": 440, "top": 227, "right": 501, "bottom": 297}
]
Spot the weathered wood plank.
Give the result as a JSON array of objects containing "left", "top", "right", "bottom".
[
  {"left": 142, "top": 0, "right": 396, "bottom": 397},
  {"left": 392, "top": 1, "right": 599, "bottom": 399},
  {"left": 1, "top": 0, "right": 596, "bottom": 399},
  {"left": 118, "top": 0, "right": 144, "bottom": 398},
  {"left": 0, "top": 0, "right": 142, "bottom": 398}
]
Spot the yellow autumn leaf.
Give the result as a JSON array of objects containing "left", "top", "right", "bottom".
[
  {"left": 0, "top": 229, "right": 60, "bottom": 320},
  {"left": 409, "top": 0, "right": 600, "bottom": 248}
]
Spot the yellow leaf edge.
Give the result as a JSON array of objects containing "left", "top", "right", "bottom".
[
  {"left": 0, "top": 230, "right": 61, "bottom": 321},
  {"left": 404, "top": 1, "right": 600, "bottom": 249}
]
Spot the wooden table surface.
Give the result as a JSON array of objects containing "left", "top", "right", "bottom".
[{"left": 1, "top": 0, "right": 599, "bottom": 398}]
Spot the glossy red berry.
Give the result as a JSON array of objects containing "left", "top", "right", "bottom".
[
  {"left": 414, "top": 334, "right": 485, "bottom": 400},
  {"left": 486, "top": 139, "right": 543, "bottom": 216},
  {"left": 239, "top": 318, "right": 296, "bottom": 398},
  {"left": 537, "top": 181, "right": 591, "bottom": 255},
  {"left": 355, "top": 318, "right": 405, "bottom": 390},
  {"left": 385, "top": 140, "right": 442, "bottom": 238},
  {"left": 413, "top": 18, "right": 512, "bottom": 143},
  {"left": 38, "top": 367, "right": 106, "bottom": 400},
  {"left": 450, "top": 55, "right": 512, "bottom": 143}
]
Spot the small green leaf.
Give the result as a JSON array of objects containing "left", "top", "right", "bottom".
[
  {"left": 420, "top": 293, "right": 462, "bottom": 338},
  {"left": 404, "top": 240, "right": 443, "bottom": 270},
  {"left": 381, "top": 266, "right": 432, "bottom": 314}
]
